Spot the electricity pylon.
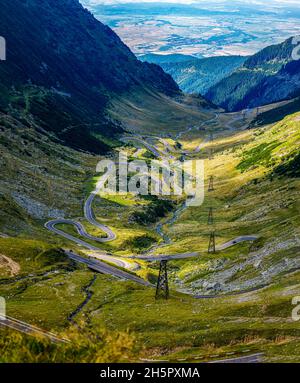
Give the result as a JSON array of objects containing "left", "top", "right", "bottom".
[
  {"left": 208, "top": 207, "right": 214, "bottom": 225},
  {"left": 208, "top": 175, "right": 214, "bottom": 192},
  {"left": 155, "top": 260, "right": 169, "bottom": 300},
  {"left": 208, "top": 232, "right": 216, "bottom": 254}
]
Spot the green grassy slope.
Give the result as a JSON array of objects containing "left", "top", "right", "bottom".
[
  {"left": 0, "top": 99, "right": 299, "bottom": 362},
  {"left": 0, "top": 112, "right": 97, "bottom": 238},
  {"left": 155, "top": 112, "right": 300, "bottom": 296},
  {"left": 2, "top": 270, "right": 300, "bottom": 362}
]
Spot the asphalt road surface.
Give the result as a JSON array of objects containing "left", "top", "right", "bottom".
[
  {"left": 0, "top": 315, "right": 68, "bottom": 343},
  {"left": 84, "top": 193, "right": 116, "bottom": 241},
  {"left": 216, "top": 236, "right": 258, "bottom": 251},
  {"left": 131, "top": 252, "right": 199, "bottom": 262},
  {"left": 45, "top": 220, "right": 138, "bottom": 270},
  {"left": 121, "top": 136, "right": 163, "bottom": 158},
  {"left": 210, "top": 353, "right": 263, "bottom": 363},
  {"left": 66, "top": 251, "right": 151, "bottom": 287}
]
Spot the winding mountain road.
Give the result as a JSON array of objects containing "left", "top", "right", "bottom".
[
  {"left": 121, "top": 136, "right": 164, "bottom": 158},
  {"left": 45, "top": 114, "right": 258, "bottom": 284},
  {"left": 84, "top": 193, "right": 117, "bottom": 241},
  {"left": 130, "top": 252, "right": 200, "bottom": 262},
  {"left": 0, "top": 315, "right": 68, "bottom": 343},
  {"left": 217, "top": 236, "right": 258, "bottom": 251},
  {"left": 45, "top": 219, "right": 111, "bottom": 246},
  {"left": 209, "top": 352, "right": 263, "bottom": 364},
  {"left": 45, "top": 220, "right": 138, "bottom": 271},
  {"left": 66, "top": 251, "right": 151, "bottom": 286},
  {"left": 122, "top": 113, "right": 218, "bottom": 159}
]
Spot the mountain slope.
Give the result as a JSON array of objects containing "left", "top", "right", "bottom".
[
  {"left": 252, "top": 97, "right": 300, "bottom": 127},
  {"left": 139, "top": 53, "right": 200, "bottom": 65},
  {"left": 0, "top": 0, "right": 216, "bottom": 235},
  {"left": 0, "top": 0, "right": 179, "bottom": 153},
  {"left": 155, "top": 56, "right": 247, "bottom": 95},
  {"left": 205, "top": 37, "right": 300, "bottom": 111}
]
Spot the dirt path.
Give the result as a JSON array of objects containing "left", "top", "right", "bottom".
[{"left": 0, "top": 254, "right": 20, "bottom": 276}]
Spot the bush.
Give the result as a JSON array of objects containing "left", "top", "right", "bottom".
[
  {"left": 123, "top": 235, "right": 157, "bottom": 253},
  {"left": 0, "top": 326, "right": 139, "bottom": 363},
  {"left": 274, "top": 151, "right": 300, "bottom": 178},
  {"left": 129, "top": 197, "right": 175, "bottom": 225},
  {"left": 237, "top": 142, "right": 280, "bottom": 172}
]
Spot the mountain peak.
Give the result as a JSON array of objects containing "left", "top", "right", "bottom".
[{"left": 0, "top": 0, "right": 179, "bottom": 152}]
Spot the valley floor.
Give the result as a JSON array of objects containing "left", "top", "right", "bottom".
[{"left": 1, "top": 105, "right": 300, "bottom": 362}]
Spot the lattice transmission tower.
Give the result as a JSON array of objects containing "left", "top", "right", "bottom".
[
  {"left": 155, "top": 260, "right": 169, "bottom": 300},
  {"left": 208, "top": 232, "right": 216, "bottom": 254},
  {"left": 208, "top": 207, "right": 214, "bottom": 225},
  {"left": 208, "top": 175, "right": 214, "bottom": 192}
]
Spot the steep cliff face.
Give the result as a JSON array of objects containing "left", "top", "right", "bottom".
[
  {"left": 205, "top": 37, "right": 300, "bottom": 112},
  {"left": 0, "top": 0, "right": 179, "bottom": 153}
]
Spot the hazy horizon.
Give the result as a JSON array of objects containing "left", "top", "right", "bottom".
[{"left": 82, "top": 0, "right": 300, "bottom": 57}]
